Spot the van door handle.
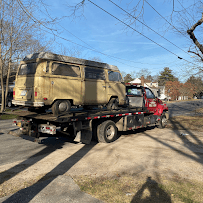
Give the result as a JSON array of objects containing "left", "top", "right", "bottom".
[
  {"left": 103, "top": 86, "right": 106, "bottom": 88},
  {"left": 108, "top": 86, "right": 111, "bottom": 88}
]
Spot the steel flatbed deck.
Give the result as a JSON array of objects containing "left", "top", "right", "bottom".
[{"left": 11, "top": 107, "right": 147, "bottom": 123}]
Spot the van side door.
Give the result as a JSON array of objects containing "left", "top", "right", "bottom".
[
  {"left": 83, "top": 67, "right": 107, "bottom": 105},
  {"left": 50, "top": 62, "right": 82, "bottom": 105}
]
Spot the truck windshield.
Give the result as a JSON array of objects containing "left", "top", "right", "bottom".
[
  {"left": 18, "top": 63, "right": 37, "bottom": 75},
  {"left": 127, "top": 88, "right": 142, "bottom": 96}
]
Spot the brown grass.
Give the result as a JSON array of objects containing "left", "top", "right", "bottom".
[
  {"left": 74, "top": 174, "right": 203, "bottom": 203},
  {"left": 167, "top": 115, "right": 203, "bottom": 131}
]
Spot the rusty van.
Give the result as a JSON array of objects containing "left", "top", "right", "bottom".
[{"left": 12, "top": 52, "right": 126, "bottom": 115}]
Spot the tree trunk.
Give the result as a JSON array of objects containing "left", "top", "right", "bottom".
[{"left": 5, "top": 2, "right": 14, "bottom": 109}]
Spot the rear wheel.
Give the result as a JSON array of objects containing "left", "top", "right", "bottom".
[
  {"left": 158, "top": 113, "right": 167, "bottom": 128},
  {"left": 97, "top": 120, "right": 117, "bottom": 143},
  {"left": 52, "top": 100, "right": 71, "bottom": 116},
  {"left": 107, "top": 98, "right": 119, "bottom": 110}
]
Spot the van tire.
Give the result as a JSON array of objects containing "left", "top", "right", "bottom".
[
  {"left": 97, "top": 120, "right": 117, "bottom": 143},
  {"left": 107, "top": 98, "right": 119, "bottom": 110},
  {"left": 52, "top": 100, "right": 71, "bottom": 116}
]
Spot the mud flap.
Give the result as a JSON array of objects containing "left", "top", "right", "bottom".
[
  {"left": 74, "top": 129, "right": 92, "bottom": 144},
  {"left": 73, "top": 120, "right": 92, "bottom": 144}
]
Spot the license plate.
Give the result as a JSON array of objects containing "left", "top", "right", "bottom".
[
  {"left": 20, "top": 90, "right": 27, "bottom": 96},
  {"left": 17, "top": 122, "right": 22, "bottom": 127}
]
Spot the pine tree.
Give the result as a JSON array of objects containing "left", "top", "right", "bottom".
[{"left": 158, "top": 67, "right": 177, "bottom": 86}]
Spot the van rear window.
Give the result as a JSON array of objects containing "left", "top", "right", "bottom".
[
  {"left": 18, "top": 63, "right": 37, "bottom": 75},
  {"left": 52, "top": 63, "right": 80, "bottom": 77}
]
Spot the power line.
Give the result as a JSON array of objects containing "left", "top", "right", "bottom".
[
  {"left": 176, "top": 0, "right": 196, "bottom": 22},
  {"left": 16, "top": 0, "right": 172, "bottom": 67},
  {"left": 17, "top": 0, "right": 199, "bottom": 68},
  {"left": 144, "top": 0, "right": 189, "bottom": 40},
  {"left": 88, "top": 0, "right": 198, "bottom": 66},
  {"left": 108, "top": 0, "right": 192, "bottom": 57}
]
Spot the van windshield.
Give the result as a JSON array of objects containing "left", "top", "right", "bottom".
[{"left": 18, "top": 63, "right": 37, "bottom": 75}]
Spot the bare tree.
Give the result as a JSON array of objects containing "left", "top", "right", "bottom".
[{"left": 0, "top": 0, "right": 53, "bottom": 112}]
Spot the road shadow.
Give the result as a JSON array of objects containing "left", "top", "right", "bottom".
[
  {"left": 0, "top": 137, "right": 69, "bottom": 185},
  {"left": 170, "top": 118, "right": 203, "bottom": 163},
  {"left": 131, "top": 177, "right": 171, "bottom": 203},
  {"left": 3, "top": 143, "right": 96, "bottom": 203}
]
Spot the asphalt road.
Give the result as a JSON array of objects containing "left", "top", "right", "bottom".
[{"left": 166, "top": 99, "right": 203, "bottom": 117}]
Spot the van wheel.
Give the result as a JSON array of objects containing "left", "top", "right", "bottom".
[
  {"left": 107, "top": 98, "right": 119, "bottom": 110},
  {"left": 97, "top": 120, "right": 117, "bottom": 143},
  {"left": 52, "top": 100, "right": 71, "bottom": 116}
]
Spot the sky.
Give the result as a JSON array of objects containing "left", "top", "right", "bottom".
[{"left": 33, "top": 0, "right": 202, "bottom": 81}]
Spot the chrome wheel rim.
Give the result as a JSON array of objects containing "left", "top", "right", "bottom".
[
  {"left": 106, "top": 125, "right": 115, "bottom": 140},
  {"left": 162, "top": 117, "right": 167, "bottom": 126},
  {"left": 59, "top": 102, "right": 67, "bottom": 112}
]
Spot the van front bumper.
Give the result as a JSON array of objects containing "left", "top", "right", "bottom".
[{"left": 12, "top": 100, "right": 44, "bottom": 107}]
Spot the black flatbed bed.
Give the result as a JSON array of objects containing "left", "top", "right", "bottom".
[{"left": 11, "top": 107, "right": 148, "bottom": 123}]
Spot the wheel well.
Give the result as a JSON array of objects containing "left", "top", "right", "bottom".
[{"left": 51, "top": 99, "right": 73, "bottom": 106}]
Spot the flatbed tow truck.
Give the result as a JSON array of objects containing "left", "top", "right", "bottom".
[{"left": 12, "top": 84, "right": 169, "bottom": 144}]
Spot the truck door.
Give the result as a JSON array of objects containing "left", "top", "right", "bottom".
[{"left": 144, "top": 88, "right": 158, "bottom": 113}]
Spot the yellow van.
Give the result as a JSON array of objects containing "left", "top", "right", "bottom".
[{"left": 12, "top": 52, "right": 126, "bottom": 115}]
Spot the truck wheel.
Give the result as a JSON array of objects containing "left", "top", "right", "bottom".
[
  {"left": 52, "top": 100, "right": 71, "bottom": 116},
  {"left": 97, "top": 120, "right": 117, "bottom": 143},
  {"left": 158, "top": 113, "right": 167, "bottom": 129},
  {"left": 107, "top": 98, "right": 119, "bottom": 110}
]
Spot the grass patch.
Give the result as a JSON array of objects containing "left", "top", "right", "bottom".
[
  {"left": 74, "top": 174, "right": 203, "bottom": 203},
  {"left": 167, "top": 115, "right": 203, "bottom": 131},
  {"left": 0, "top": 113, "right": 18, "bottom": 120}
]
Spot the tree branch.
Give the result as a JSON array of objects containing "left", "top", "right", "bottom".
[{"left": 187, "top": 13, "right": 203, "bottom": 54}]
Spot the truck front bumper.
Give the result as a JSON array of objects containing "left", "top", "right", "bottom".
[{"left": 12, "top": 100, "right": 44, "bottom": 107}]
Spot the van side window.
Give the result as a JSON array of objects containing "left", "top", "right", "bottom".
[
  {"left": 85, "top": 67, "right": 105, "bottom": 80},
  {"left": 52, "top": 63, "right": 80, "bottom": 77},
  {"left": 18, "top": 63, "right": 37, "bottom": 75},
  {"left": 46, "top": 62, "right": 49, "bottom": 73},
  {"left": 108, "top": 71, "right": 123, "bottom": 82}
]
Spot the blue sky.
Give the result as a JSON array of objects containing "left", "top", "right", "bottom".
[{"left": 35, "top": 0, "right": 202, "bottom": 81}]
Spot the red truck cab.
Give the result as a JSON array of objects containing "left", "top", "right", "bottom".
[{"left": 126, "top": 84, "right": 168, "bottom": 116}]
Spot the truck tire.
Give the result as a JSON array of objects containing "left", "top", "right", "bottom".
[
  {"left": 107, "top": 98, "right": 119, "bottom": 110},
  {"left": 52, "top": 100, "right": 71, "bottom": 116},
  {"left": 97, "top": 120, "right": 117, "bottom": 143},
  {"left": 158, "top": 113, "right": 167, "bottom": 129}
]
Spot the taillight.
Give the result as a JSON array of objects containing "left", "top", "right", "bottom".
[
  {"left": 13, "top": 89, "right": 15, "bottom": 99},
  {"left": 35, "top": 87, "right": 37, "bottom": 97}
]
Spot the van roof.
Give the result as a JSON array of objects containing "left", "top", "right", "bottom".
[{"left": 23, "top": 52, "right": 119, "bottom": 71}]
